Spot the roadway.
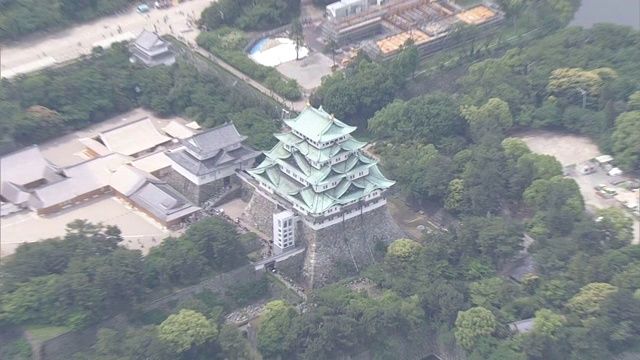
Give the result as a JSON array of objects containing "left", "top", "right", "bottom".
[
  {"left": 0, "top": 0, "right": 307, "bottom": 111},
  {"left": 0, "top": 0, "right": 214, "bottom": 78}
]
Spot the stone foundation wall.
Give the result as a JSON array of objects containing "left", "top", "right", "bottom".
[
  {"left": 164, "top": 169, "right": 227, "bottom": 205},
  {"left": 244, "top": 190, "right": 280, "bottom": 234},
  {"left": 275, "top": 249, "right": 306, "bottom": 284},
  {"left": 33, "top": 315, "right": 129, "bottom": 360},
  {"left": 244, "top": 188, "right": 406, "bottom": 288},
  {"left": 300, "top": 204, "right": 405, "bottom": 287}
]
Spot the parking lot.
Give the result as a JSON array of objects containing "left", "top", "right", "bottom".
[
  {"left": 1, "top": 195, "right": 174, "bottom": 257},
  {"left": 519, "top": 130, "right": 639, "bottom": 244}
]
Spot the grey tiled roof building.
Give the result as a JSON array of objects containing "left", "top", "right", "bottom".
[
  {"left": 165, "top": 122, "right": 260, "bottom": 204},
  {"left": 129, "top": 30, "right": 176, "bottom": 67}
]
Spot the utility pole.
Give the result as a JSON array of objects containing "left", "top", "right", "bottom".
[{"left": 576, "top": 87, "right": 587, "bottom": 109}]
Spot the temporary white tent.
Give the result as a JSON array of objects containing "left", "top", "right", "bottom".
[{"left": 250, "top": 38, "right": 309, "bottom": 67}]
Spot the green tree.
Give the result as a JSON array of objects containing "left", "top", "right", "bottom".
[
  {"left": 462, "top": 142, "right": 508, "bottom": 215},
  {"left": 386, "top": 239, "right": 423, "bottom": 271},
  {"left": 469, "top": 277, "right": 516, "bottom": 309},
  {"left": 182, "top": 217, "right": 245, "bottom": 270},
  {"left": 627, "top": 91, "right": 640, "bottom": 111},
  {"left": 455, "top": 307, "right": 497, "bottom": 350},
  {"left": 290, "top": 19, "right": 304, "bottom": 60},
  {"left": 219, "top": 324, "right": 250, "bottom": 359},
  {"left": 94, "top": 326, "right": 174, "bottom": 360},
  {"left": 145, "top": 237, "right": 208, "bottom": 286},
  {"left": 369, "top": 93, "right": 465, "bottom": 145},
  {"left": 444, "top": 179, "right": 467, "bottom": 212},
  {"left": 611, "top": 111, "right": 640, "bottom": 170},
  {"left": 257, "top": 300, "right": 300, "bottom": 359},
  {"left": 523, "top": 176, "right": 584, "bottom": 235},
  {"left": 325, "top": 39, "right": 339, "bottom": 67},
  {"left": 391, "top": 41, "right": 419, "bottom": 79},
  {"left": 533, "top": 309, "right": 564, "bottom": 338},
  {"left": 13, "top": 105, "right": 66, "bottom": 144},
  {"left": 594, "top": 207, "right": 634, "bottom": 247},
  {"left": 501, "top": 138, "right": 531, "bottom": 163},
  {"left": 158, "top": 309, "right": 218, "bottom": 353},
  {"left": 567, "top": 283, "right": 617, "bottom": 318},
  {"left": 461, "top": 98, "right": 513, "bottom": 142},
  {"left": 516, "top": 153, "right": 562, "bottom": 181}
]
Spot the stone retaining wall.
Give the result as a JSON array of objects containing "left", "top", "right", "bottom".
[
  {"left": 244, "top": 189, "right": 280, "bottom": 234},
  {"left": 244, "top": 188, "right": 406, "bottom": 288},
  {"left": 300, "top": 204, "right": 405, "bottom": 287},
  {"left": 147, "top": 264, "right": 262, "bottom": 309},
  {"left": 32, "top": 315, "right": 129, "bottom": 360}
]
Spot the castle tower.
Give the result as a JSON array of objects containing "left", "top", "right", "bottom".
[
  {"left": 165, "top": 122, "right": 260, "bottom": 204},
  {"left": 242, "top": 105, "right": 404, "bottom": 287}
]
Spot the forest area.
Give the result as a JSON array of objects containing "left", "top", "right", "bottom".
[
  {"left": 0, "top": 217, "right": 270, "bottom": 359},
  {"left": 0, "top": 0, "right": 639, "bottom": 359},
  {"left": 241, "top": 23, "right": 640, "bottom": 360},
  {"left": 0, "top": 43, "right": 281, "bottom": 153}
]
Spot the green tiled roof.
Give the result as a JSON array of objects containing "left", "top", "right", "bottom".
[
  {"left": 247, "top": 105, "right": 394, "bottom": 215},
  {"left": 284, "top": 106, "right": 356, "bottom": 143}
]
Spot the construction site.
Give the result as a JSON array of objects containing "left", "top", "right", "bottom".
[{"left": 322, "top": 0, "right": 504, "bottom": 62}]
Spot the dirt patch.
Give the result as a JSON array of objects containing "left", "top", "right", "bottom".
[
  {"left": 387, "top": 196, "right": 440, "bottom": 240},
  {"left": 516, "top": 129, "right": 601, "bottom": 166}
]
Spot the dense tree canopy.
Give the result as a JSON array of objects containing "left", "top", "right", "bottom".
[
  {"left": 0, "top": 217, "right": 248, "bottom": 330},
  {"left": 0, "top": 43, "right": 280, "bottom": 153},
  {"left": 158, "top": 309, "right": 218, "bottom": 353},
  {"left": 199, "top": 0, "right": 300, "bottom": 33}
]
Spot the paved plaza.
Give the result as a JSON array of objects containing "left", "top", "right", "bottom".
[
  {"left": 276, "top": 52, "right": 334, "bottom": 91},
  {"left": 1, "top": 0, "right": 213, "bottom": 78},
  {"left": 1, "top": 195, "right": 174, "bottom": 257}
]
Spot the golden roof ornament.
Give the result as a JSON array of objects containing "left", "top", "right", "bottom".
[
  {"left": 330, "top": 113, "right": 334, "bottom": 120},
  {"left": 306, "top": 99, "right": 311, "bottom": 107}
]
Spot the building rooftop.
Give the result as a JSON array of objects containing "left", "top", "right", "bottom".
[
  {"left": 181, "top": 122, "right": 247, "bottom": 157},
  {"left": 29, "top": 153, "right": 130, "bottom": 210},
  {"left": 162, "top": 120, "right": 197, "bottom": 139},
  {"left": 376, "top": 30, "right": 432, "bottom": 54},
  {"left": 131, "top": 150, "right": 173, "bottom": 174},
  {"left": 134, "top": 30, "right": 167, "bottom": 51},
  {"left": 248, "top": 106, "right": 394, "bottom": 215},
  {"left": 78, "top": 137, "right": 112, "bottom": 157},
  {"left": 99, "top": 117, "right": 172, "bottom": 156},
  {"left": 508, "top": 318, "right": 535, "bottom": 334},
  {"left": 456, "top": 5, "right": 496, "bottom": 25},
  {"left": 110, "top": 164, "right": 160, "bottom": 197},
  {"left": 283, "top": 106, "right": 356, "bottom": 144},
  {"left": 129, "top": 182, "right": 200, "bottom": 223},
  {"left": 166, "top": 145, "right": 260, "bottom": 176},
  {"left": 0, "top": 145, "right": 63, "bottom": 187},
  {"left": 504, "top": 253, "right": 540, "bottom": 284}
]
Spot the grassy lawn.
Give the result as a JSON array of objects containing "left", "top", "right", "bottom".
[{"left": 25, "top": 325, "right": 70, "bottom": 341}]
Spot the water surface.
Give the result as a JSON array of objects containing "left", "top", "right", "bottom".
[{"left": 570, "top": 0, "right": 640, "bottom": 29}]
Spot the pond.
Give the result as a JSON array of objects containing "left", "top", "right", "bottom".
[{"left": 570, "top": 0, "right": 640, "bottom": 29}]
